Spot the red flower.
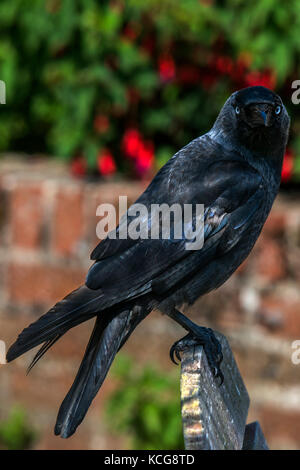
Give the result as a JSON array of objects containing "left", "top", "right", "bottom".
[
  {"left": 135, "top": 140, "right": 155, "bottom": 176},
  {"left": 158, "top": 54, "right": 176, "bottom": 82},
  {"left": 97, "top": 150, "right": 116, "bottom": 176},
  {"left": 245, "top": 69, "right": 276, "bottom": 89},
  {"left": 122, "top": 128, "right": 143, "bottom": 159},
  {"left": 122, "top": 128, "right": 154, "bottom": 176},
  {"left": 94, "top": 115, "right": 109, "bottom": 134},
  {"left": 215, "top": 56, "right": 233, "bottom": 75},
  {"left": 71, "top": 155, "right": 86, "bottom": 178},
  {"left": 231, "top": 56, "right": 249, "bottom": 85},
  {"left": 281, "top": 149, "right": 294, "bottom": 182}
]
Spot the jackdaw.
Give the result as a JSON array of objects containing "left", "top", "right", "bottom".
[{"left": 7, "top": 86, "right": 290, "bottom": 438}]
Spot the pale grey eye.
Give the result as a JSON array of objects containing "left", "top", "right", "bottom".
[
  {"left": 235, "top": 106, "right": 240, "bottom": 115},
  {"left": 275, "top": 105, "right": 281, "bottom": 115}
]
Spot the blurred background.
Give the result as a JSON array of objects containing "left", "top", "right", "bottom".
[{"left": 0, "top": 0, "right": 300, "bottom": 450}]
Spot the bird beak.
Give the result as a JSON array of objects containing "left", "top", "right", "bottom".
[
  {"left": 250, "top": 104, "right": 273, "bottom": 127},
  {"left": 260, "top": 110, "right": 267, "bottom": 125}
]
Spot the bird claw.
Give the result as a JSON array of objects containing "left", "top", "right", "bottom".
[
  {"left": 170, "top": 340, "right": 183, "bottom": 365},
  {"left": 208, "top": 360, "right": 224, "bottom": 386},
  {"left": 169, "top": 328, "right": 224, "bottom": 386}
]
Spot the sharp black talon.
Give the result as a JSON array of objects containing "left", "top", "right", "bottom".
[
  {"left": 170, "top": 337, "right": 186, "bottom": 365},
  {"left": 170, "top": 346, "right": 178, "bottom": 365},
  {"left": 170, "top": 344, "right": 180, "bottom": 365},
  {"left": 175, "top": 348, "right": 182, "bottom": 363}
]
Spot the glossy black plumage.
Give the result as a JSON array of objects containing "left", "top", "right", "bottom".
[{"left": 7, "top": 86, "right": 290, "bottom": 438}]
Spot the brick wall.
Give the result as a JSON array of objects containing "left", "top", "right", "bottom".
[
  {"left": 0, "top": 156, "right": 300, "bottom": 449},
  {"left": 0, "top": 158, "right": 148, "bottom": 312}
]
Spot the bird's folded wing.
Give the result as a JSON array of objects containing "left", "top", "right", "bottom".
[{"left": 86, "top": 159, "right": 264, "bottom": 299}]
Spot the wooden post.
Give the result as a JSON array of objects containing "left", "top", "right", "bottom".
[
  {"left": 180, "top": 331, "right": 268, "bottom": 450},
  {"left": 243, "top": 421, "right": 269, "bottom": 450}
]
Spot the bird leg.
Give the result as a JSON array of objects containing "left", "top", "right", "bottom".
[{"left": 166, "top": 308, "right": 224, "bottom": 384}]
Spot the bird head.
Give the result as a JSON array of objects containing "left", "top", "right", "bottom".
[
  {"left": 232, "top": 86, "right": 287, "bottom": 129},
  {"left": 214, "top": 86, "right": 290, "bottom": 158}
]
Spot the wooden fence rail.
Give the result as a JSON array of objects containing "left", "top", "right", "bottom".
[{"left": 180, "top": 331, "right": 269, "bottom": 450}]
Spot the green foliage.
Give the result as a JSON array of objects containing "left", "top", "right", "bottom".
[
  {"left": 105, "top": 354, "right": 184, "bottom": 450},
  {"left": 0, "top": 0, "right": 300, "bottom": 178},
  {"left": 0, "top": 406, "right": 36, "bottom": 450}
]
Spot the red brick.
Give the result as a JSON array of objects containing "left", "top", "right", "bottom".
[
  {"left": 262, "top": 211, "right": 287, "bottom": 237},
  {"left": 7, "top": 263, "right": 86, "bottom": 305},
  {"left": 84, "top": 183, "right": 142, "bottom": 253},
  {"left": 256, "top": 406, "right": 300, "bottom": 448},
  {"left": 255, "top": 237, "right": 286, "bottom": 281},
  {"left": 260, "top": 296, "right": 300, "bottom": 339},
  {"left": 10, "top": 183, "right": 44, "bottom": 250},
  {"left": 235, "top": 258, "right": 250, "bottom": 275},
  {"left": 52, "top": 186, "right": 84, "bottom": 256}
]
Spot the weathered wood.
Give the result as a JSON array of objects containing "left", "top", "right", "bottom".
[
  {"left": 180, "top": 331, "right": 250, "bottom": 450},
  {"left": 242, "top": 421, "right": 269, "bottom": 450}
]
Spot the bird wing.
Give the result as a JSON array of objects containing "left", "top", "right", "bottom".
[{"left": 86, "top": 151, "right": 265, "bottom": 300}]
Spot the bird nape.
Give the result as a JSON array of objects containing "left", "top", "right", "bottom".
[{"left": 6, "top": 86, "right": 290, "bottom": 438}]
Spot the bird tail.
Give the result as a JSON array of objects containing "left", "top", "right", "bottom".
[
  {"left": 6, "top": 279, "right": 150, "bottom": 438},
  {"left": 6, "top": 285, "right": 105, "bottom": 366},
  {"left": 54, "top": 307, "right": 143, "bottom": 438}
]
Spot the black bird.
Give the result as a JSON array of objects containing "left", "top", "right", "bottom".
[{"left": 7, "top": 86, "right": 290, "bottom": 438}]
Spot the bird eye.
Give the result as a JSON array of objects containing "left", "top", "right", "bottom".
[
  {"left": 275, "top": 105, "right": 281, "bottom": 115},
  {"left": 235, "top": 106, "right": 240, "bottom": 115}
]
